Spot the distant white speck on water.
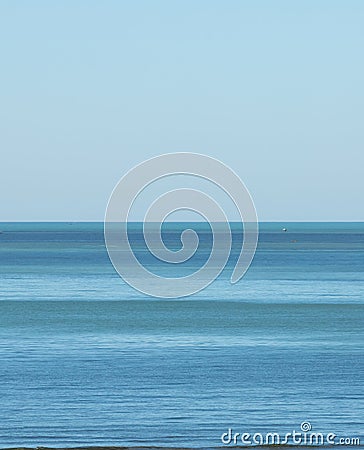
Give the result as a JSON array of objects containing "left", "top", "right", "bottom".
[{"left": 282, "top": 228, "right": 287, "bottom": 232}]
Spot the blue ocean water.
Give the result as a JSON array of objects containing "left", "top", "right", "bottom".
[{"left": 0, "top": 222, "right": 363, "bottom": 448}]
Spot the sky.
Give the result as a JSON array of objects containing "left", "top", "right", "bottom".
[{"left": 0, "top": 0, "right": 363, "bottom": 221}]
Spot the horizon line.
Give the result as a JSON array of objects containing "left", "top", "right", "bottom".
[{"left": 0, "top": 220, "right": 363, "bottom": 223}]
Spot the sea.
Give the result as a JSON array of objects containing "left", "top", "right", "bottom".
[{"left": 0, "top": 222, "right": 363, "bottom": 449}]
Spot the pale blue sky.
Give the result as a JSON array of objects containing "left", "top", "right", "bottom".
[{"left": 0, "top": 1, "right": 363, "bottom": 221}]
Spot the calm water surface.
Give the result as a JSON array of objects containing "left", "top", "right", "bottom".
[{"left": 0, "top": 223, "right": 363, "bottom": 448}]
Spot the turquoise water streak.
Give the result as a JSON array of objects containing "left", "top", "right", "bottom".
[{"left": 0, "top": 223, "right": 363, "bottom": 448}]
